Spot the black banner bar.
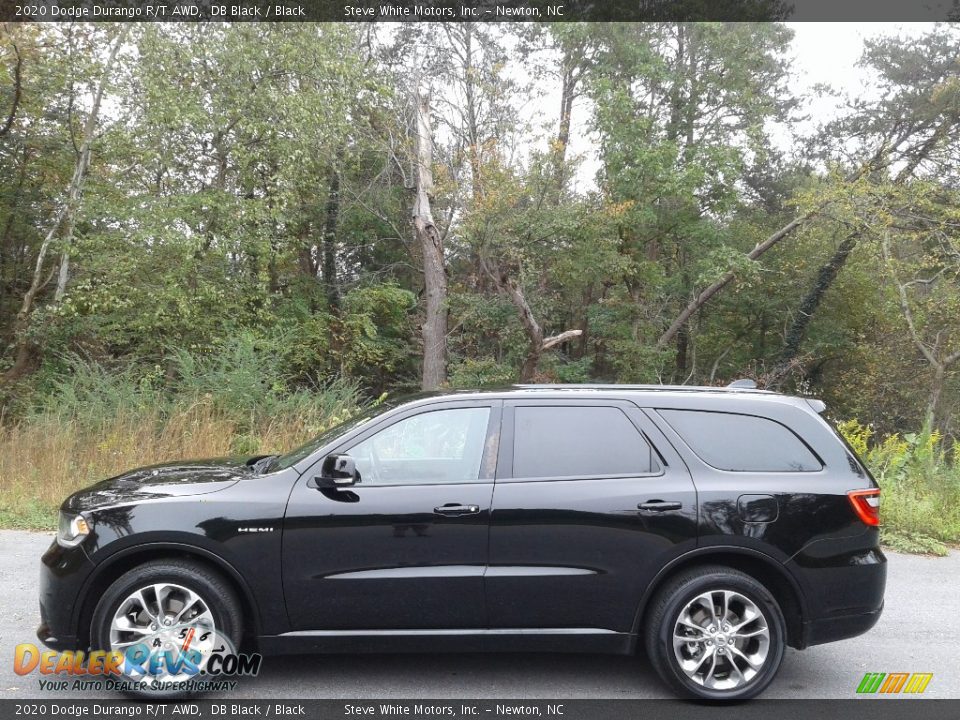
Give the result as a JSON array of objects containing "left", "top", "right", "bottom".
[
  {"left": 0, "top": 699, "right": 958, "bottom": 720},
  {"left": 0, "top": 0, "right": 956, "bottom": 22}
]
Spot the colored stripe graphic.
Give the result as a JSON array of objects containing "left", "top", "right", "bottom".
[
  {"left": 857, "top": 673, "right": 886, "bottom": 694},
  {"left": 856, "top": 672, "right": 932, "bottom": 694},
  {"left": 879, "top": 673, "right": 909, "bottom": 693},
  {"left": 903, "top": 674, "right": 933, "bottom": 694}
]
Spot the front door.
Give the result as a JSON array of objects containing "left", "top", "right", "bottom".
[
  {"left": 283, "top": 401, "right": 500, "bottom": 630},
  {"left": 486, "top": 400, "right": 698, "bottom": 633}
]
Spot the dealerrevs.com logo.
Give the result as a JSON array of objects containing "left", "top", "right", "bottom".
[
  {"left": 14, "top": 629, "right": 262, "bottom": 694},
  {"left": 856, "top": 672, "right": 933, "bottom": 695}
]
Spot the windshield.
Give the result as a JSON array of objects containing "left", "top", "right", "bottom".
[{"left": 266, "top": 402, "right": 397, "bottom": 472}]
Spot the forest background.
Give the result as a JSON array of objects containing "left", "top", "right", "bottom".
[{"left": 1, "top": 21, "right": 958, "bottom": 552}]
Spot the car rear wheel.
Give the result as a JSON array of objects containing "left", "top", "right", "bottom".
[
  {"left": 644, "top": 565, "right": 786, "bottom": 700},
  {"left": 91, "top": 559, "right": 242, "bottom": 697}
]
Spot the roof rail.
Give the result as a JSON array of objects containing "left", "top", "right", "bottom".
[{"left": 512, "top": 382, "right": 772, "bottom": 394}]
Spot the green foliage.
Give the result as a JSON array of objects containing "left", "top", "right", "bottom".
[
  {"left": 448, "top": 358, "right": 516, "bottom": 388},
  {"left": 337, "top": 285, "right": 418, "bottom": 389},
  {"left": 3, "top": 23, "right": 960, "bottom": 554},
  {"left": 838, "top": 419, "right": 960, "bottom": 555},
  {"left": 29, "top": 341, "right": 363, "bottom": 437},
  {"left": 544, "top": 355, "right": 594, "bottom": 384},
  {"left": 0, "top": 499, "right": 56, "bottom": 532}
]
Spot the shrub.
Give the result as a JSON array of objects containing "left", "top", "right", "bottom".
[
  {"left": 837, "top": 419, "right": 960, "bottom": 555},
  {"left": 0, "top": 346, "right": 363, "bottom": 529}
]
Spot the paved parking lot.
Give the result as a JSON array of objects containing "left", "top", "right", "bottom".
[{"left": 1, "top": 530, "right": 956, "bottom": 699}]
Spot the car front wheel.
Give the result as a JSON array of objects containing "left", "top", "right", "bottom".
[
  {"left": 644, "top": 565, "right": 786, "bottom": 700},
  {"left": 90, "top": 559, "right": 242, "bottom": 697}
]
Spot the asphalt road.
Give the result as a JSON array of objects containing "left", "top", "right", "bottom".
[{"left": 1, "top": 530, "right": 956, "bottom": 700}]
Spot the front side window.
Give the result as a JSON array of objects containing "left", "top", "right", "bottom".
[
  {"left": 513, "top": 405, "right": 660, "bottom": 479},
  {"left": 658, "top": 409, "right": 822, "bottom": 472},
  {"left": 347, "top": 407, "right": 491, "bottom": 485}
]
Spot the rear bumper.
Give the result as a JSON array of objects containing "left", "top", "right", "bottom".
[
  {"left": 803, "top": 600, "right": 884, "bottom": 647},
  {"left": 788, "top": 543, "right": 886, "bottom": 649}
]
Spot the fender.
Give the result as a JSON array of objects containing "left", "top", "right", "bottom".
[
  {"left": 73, "top": 541, "right": 263, "bottom": 640},
  {"left": 629, "top": 544, "right": 809, "bottom": 637}
]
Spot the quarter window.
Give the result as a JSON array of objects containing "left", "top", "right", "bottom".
[
  {"left": 658, "top": 409, "right": 821, "bottom": 472},
  {"left": 348, "top": 407, "right": 491, "bottom": 485},
  {"left": 513, "top": 406, "right": 660, "bottom": 479}
]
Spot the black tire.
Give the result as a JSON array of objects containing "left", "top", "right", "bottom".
[
  {"left": 91, "top": 559, "right": 242, "bottom": 698},
  {"left": 644, "top": 565, "right": 786, "bottom": 701}
]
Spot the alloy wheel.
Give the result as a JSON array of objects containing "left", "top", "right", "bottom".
[
  {"left": 672, "top": 589, "right": 771, "bottom": 691},
  {"left": 109, "top": 582, "right": 220, "bottom": 686}
]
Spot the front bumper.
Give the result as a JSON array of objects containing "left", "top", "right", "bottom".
[{"left": 38, "top": 538, "right": 96, "bottom": 651}]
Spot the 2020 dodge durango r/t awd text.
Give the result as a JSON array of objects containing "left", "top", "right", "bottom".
[{"left": 39, "top": 384, "right": 885, "bottom": 700}]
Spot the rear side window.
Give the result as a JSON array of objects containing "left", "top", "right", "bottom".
[
  {"left": 659, "top": 409, "right": 821, "bottom": 472},
  {"left": 513, "top": 406, "right": 660, "bottom": 479}
]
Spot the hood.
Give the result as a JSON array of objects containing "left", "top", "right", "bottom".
[{"left": 64, "top": 456, "right": 256, "bottom": 512}]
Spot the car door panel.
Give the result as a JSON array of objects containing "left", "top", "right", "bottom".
[
  {"left": 282, "top": 401, "right": 500, "bottom": 631},
  {"left": 486, "top": 401, "right": 698, "bottom": 632}
]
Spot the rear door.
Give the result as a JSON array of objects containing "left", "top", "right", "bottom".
[{"left": 485, "top": 399, "right": 698, "bottom": 633}]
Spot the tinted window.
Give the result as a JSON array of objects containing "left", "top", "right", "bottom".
[
  {"left": 348, "top": 407, "right": 490, "bottom": 485},
  {"left": 513, "top": 406, "right": 659, "bottom": 479},
  {"left": 269, "top": 402, "right": 396, "bottom": 471},
  {"left": 659, "top": 409, "right": 821, "bottom": 472}
]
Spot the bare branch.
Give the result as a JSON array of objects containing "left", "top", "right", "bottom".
[
  {"left": 880, "top": 231, "right": 939, "bottom": 369},
  {"left": 657, "top": 212, "right": 813, "bottom": 348},
  {"left": 542, "top": 329, "right": 583, "bottom": 351}
]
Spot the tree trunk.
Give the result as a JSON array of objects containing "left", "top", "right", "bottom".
[
  {"left": 881, "top": 231, "right": 960, "bottom": 433},
  {"left": 657, "top": 213, "right": 811, "bottom": 349},
  {"left": 674, "top": 323, "right": 689, "bottom": 380},
  {"left": 321, "top": 162, "right": 341, "bottom": 310},
  {"left": 552, "top": 52, "right": 576, "bottom": 201},
  {"left": 54, "top": 251, "right": 70, "bottom": 302},
  {"left": 0, "top": 42, "right": 22, "bottom": 138},
  {"left": 412, "top": 90, "right": 447, "bottom": 390},
  {"left": 774, "top": 233, "right": 860, "bottom": 377},
  {"left": 0, "top": 145, "right": 30, "bottom": 317},
  {"left": 2, "top": 26, "right": 128, "bottom": 385},
  {"left": 927, "top": 364, "right": 946, "bottom": 430},
  {"left": 480, "top": 257, "right": 581, "bottom": 383}
]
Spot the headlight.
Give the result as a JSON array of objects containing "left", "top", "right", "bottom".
[{"left": 57, "top": 511, "right": 90, "bottom": 548}]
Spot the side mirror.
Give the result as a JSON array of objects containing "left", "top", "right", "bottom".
[{"left": 313, "top": 454, "right": 359, "bottom": 488}]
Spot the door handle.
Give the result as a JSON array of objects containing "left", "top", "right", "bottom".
[
  {"left": 434, "top": 503, "right": 481, "bottom": 517},
  {"left": 638, "top": 500, "right": 682, "bottom": 512}
]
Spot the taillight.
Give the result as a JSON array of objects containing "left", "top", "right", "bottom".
[{"left": 847, "top": 489, "right": 881, "bottom": 526}]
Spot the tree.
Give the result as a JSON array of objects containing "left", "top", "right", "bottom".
[
  {"left": 412, "top": 88, "right": 448, "bottom": 390},
  {"left": 877, "top": 179, "right": 960, "bottom": 431},
  {"left": 772, "top": 25, "right": 960, "bottom": 380},
  {"left": 3, "top": 25, "right": 129, "bottom": 384},
  {"left": 587, "top": 22, "right": 797, "bottom": 379}
]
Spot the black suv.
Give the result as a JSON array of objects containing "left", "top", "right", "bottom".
[{"left": 39, "top": 384, "right": 885, "bottom": 700}]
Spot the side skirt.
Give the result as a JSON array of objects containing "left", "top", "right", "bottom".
[{"left": 257, "top": 628, "right": 634, "bottom": 655}]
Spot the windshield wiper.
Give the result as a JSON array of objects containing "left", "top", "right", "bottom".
[{"left": 250, "top": 455, "right": 279, "bottom": 475}]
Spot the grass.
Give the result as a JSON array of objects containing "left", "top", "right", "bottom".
[
  {"left": 0, "top": 400, "right": 358, "bottom": 529},
  {"left": 0, "top": 342, "right": 364, "bottom": 529}
]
